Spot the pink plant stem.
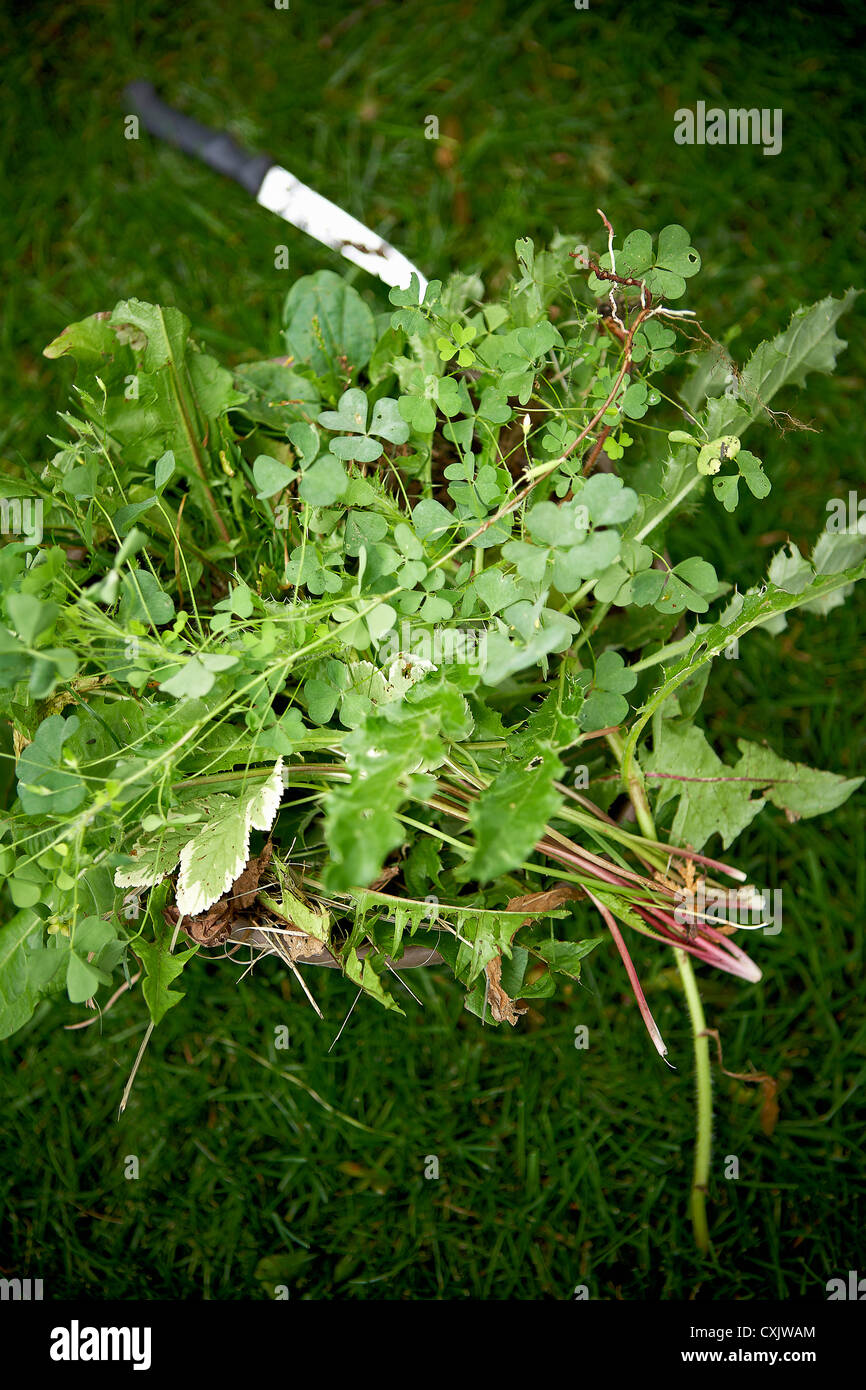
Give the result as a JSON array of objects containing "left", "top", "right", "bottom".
[
  {"left": 585, "top": 887, "right": 669, "bottom": 1060},
  {"left": 637, "top": 903, "right": 761, "bottom": 982},
  {"left": 696, "top": 919, "right": 763, "bottom": 981},
  {"left": 644, "top": 841, "right": 747, "bottom": 882},
  {"left": 539, "top": 837, "right": 668, "bottom": 895}
]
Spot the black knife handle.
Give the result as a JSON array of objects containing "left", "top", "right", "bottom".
[{"left": 124, "top": 81, "right": 273, "bottom": 196}]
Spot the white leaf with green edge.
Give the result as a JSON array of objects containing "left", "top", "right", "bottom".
[
  {"left": 467, "top": 749, "right": 563, "bottom": 882},
  {"left": 114, "top": 822, "right": 197, "bottom": 890},
  {"left": 175, "top": 760, "right": 284, "bottom": 917}
]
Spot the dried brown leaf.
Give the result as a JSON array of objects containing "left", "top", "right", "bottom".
[
  {"left": 484, "top": 953, "right": 526, "bottom": 1027},
  {"left": 168, "top": 842, "right": 273, "bottom": 947},
  {"left": 506, "top": 883, "right": 580, "bottom": 924}
]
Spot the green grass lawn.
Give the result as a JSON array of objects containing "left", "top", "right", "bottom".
[{"left": 1, "top": 0, "right": 864, "bottom": 1299}]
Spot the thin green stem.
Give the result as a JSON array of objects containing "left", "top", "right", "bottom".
[
  {"left": 674, "top": 946, "right": 712, "bottom": 1253},
  {"left": 606, "top": 729, "right": 713, "bottom": 1254}
]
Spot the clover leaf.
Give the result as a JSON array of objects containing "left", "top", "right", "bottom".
[
  {"left": 388, "top": 274, "right": 442, "bottom": 333},
  {"left": 712, "top": 450, "right": 771, "bottom": 512},
  {"left": 318, "top": 387, "right": 409, "bottom": 461},
  {"left": 253, "top": 453, "right": 297, "bottom": 499},
  {"left": 631, "top": 318, "right": 676, "bottom": 368},
  {"left": 578, "top": 651, "right": 637, "bottom": 731},
  {"left": 635, "top": 557, "right": 719, "bottom": 615},
  {"left": 299, "top": 455, "right": 349, "bottom": 506},
  {"left": 588, "top": 224, "right": 700, "bottom": 302}
]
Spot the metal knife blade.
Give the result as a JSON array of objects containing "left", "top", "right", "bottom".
[{"left": 257, "top": 166, "right": 427, "bottom": 294}]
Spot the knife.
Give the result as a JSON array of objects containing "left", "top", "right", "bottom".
[{"left": 124, "top": 81, "right": 428, "bottom": 295}]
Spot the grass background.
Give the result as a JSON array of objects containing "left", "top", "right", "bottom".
[{"left": 1, "top": 0, "right": 864, "bottom": 1299}]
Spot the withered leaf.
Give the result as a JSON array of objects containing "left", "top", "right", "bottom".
[
  {"left": 167, "top": 842, "right": 273, "bottom": 947},
  {"left": 484, "top": 953, "right": 526, "bottom": 1027},
  {"left": 368, "top": 864, "right": 400, "bottom": 892},
  {"left": 230, "top": 840, "right": 273, "bottom": 909},
  {"left": 506, "top": 882, "right": 580, "bottom": 926}
]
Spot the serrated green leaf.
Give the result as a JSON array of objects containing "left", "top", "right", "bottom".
[
  {"left": 135, "top": 914, "right": 198, "bottom": 1027},
  {"left": 645, "top": 723, "right": 764, "bottom": 850},
  {"left": 467, "top": 749, "right": 563, "bottom": 881},
  {"left": 733, "top": 740, "right": 862, "bottom": 822}
]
